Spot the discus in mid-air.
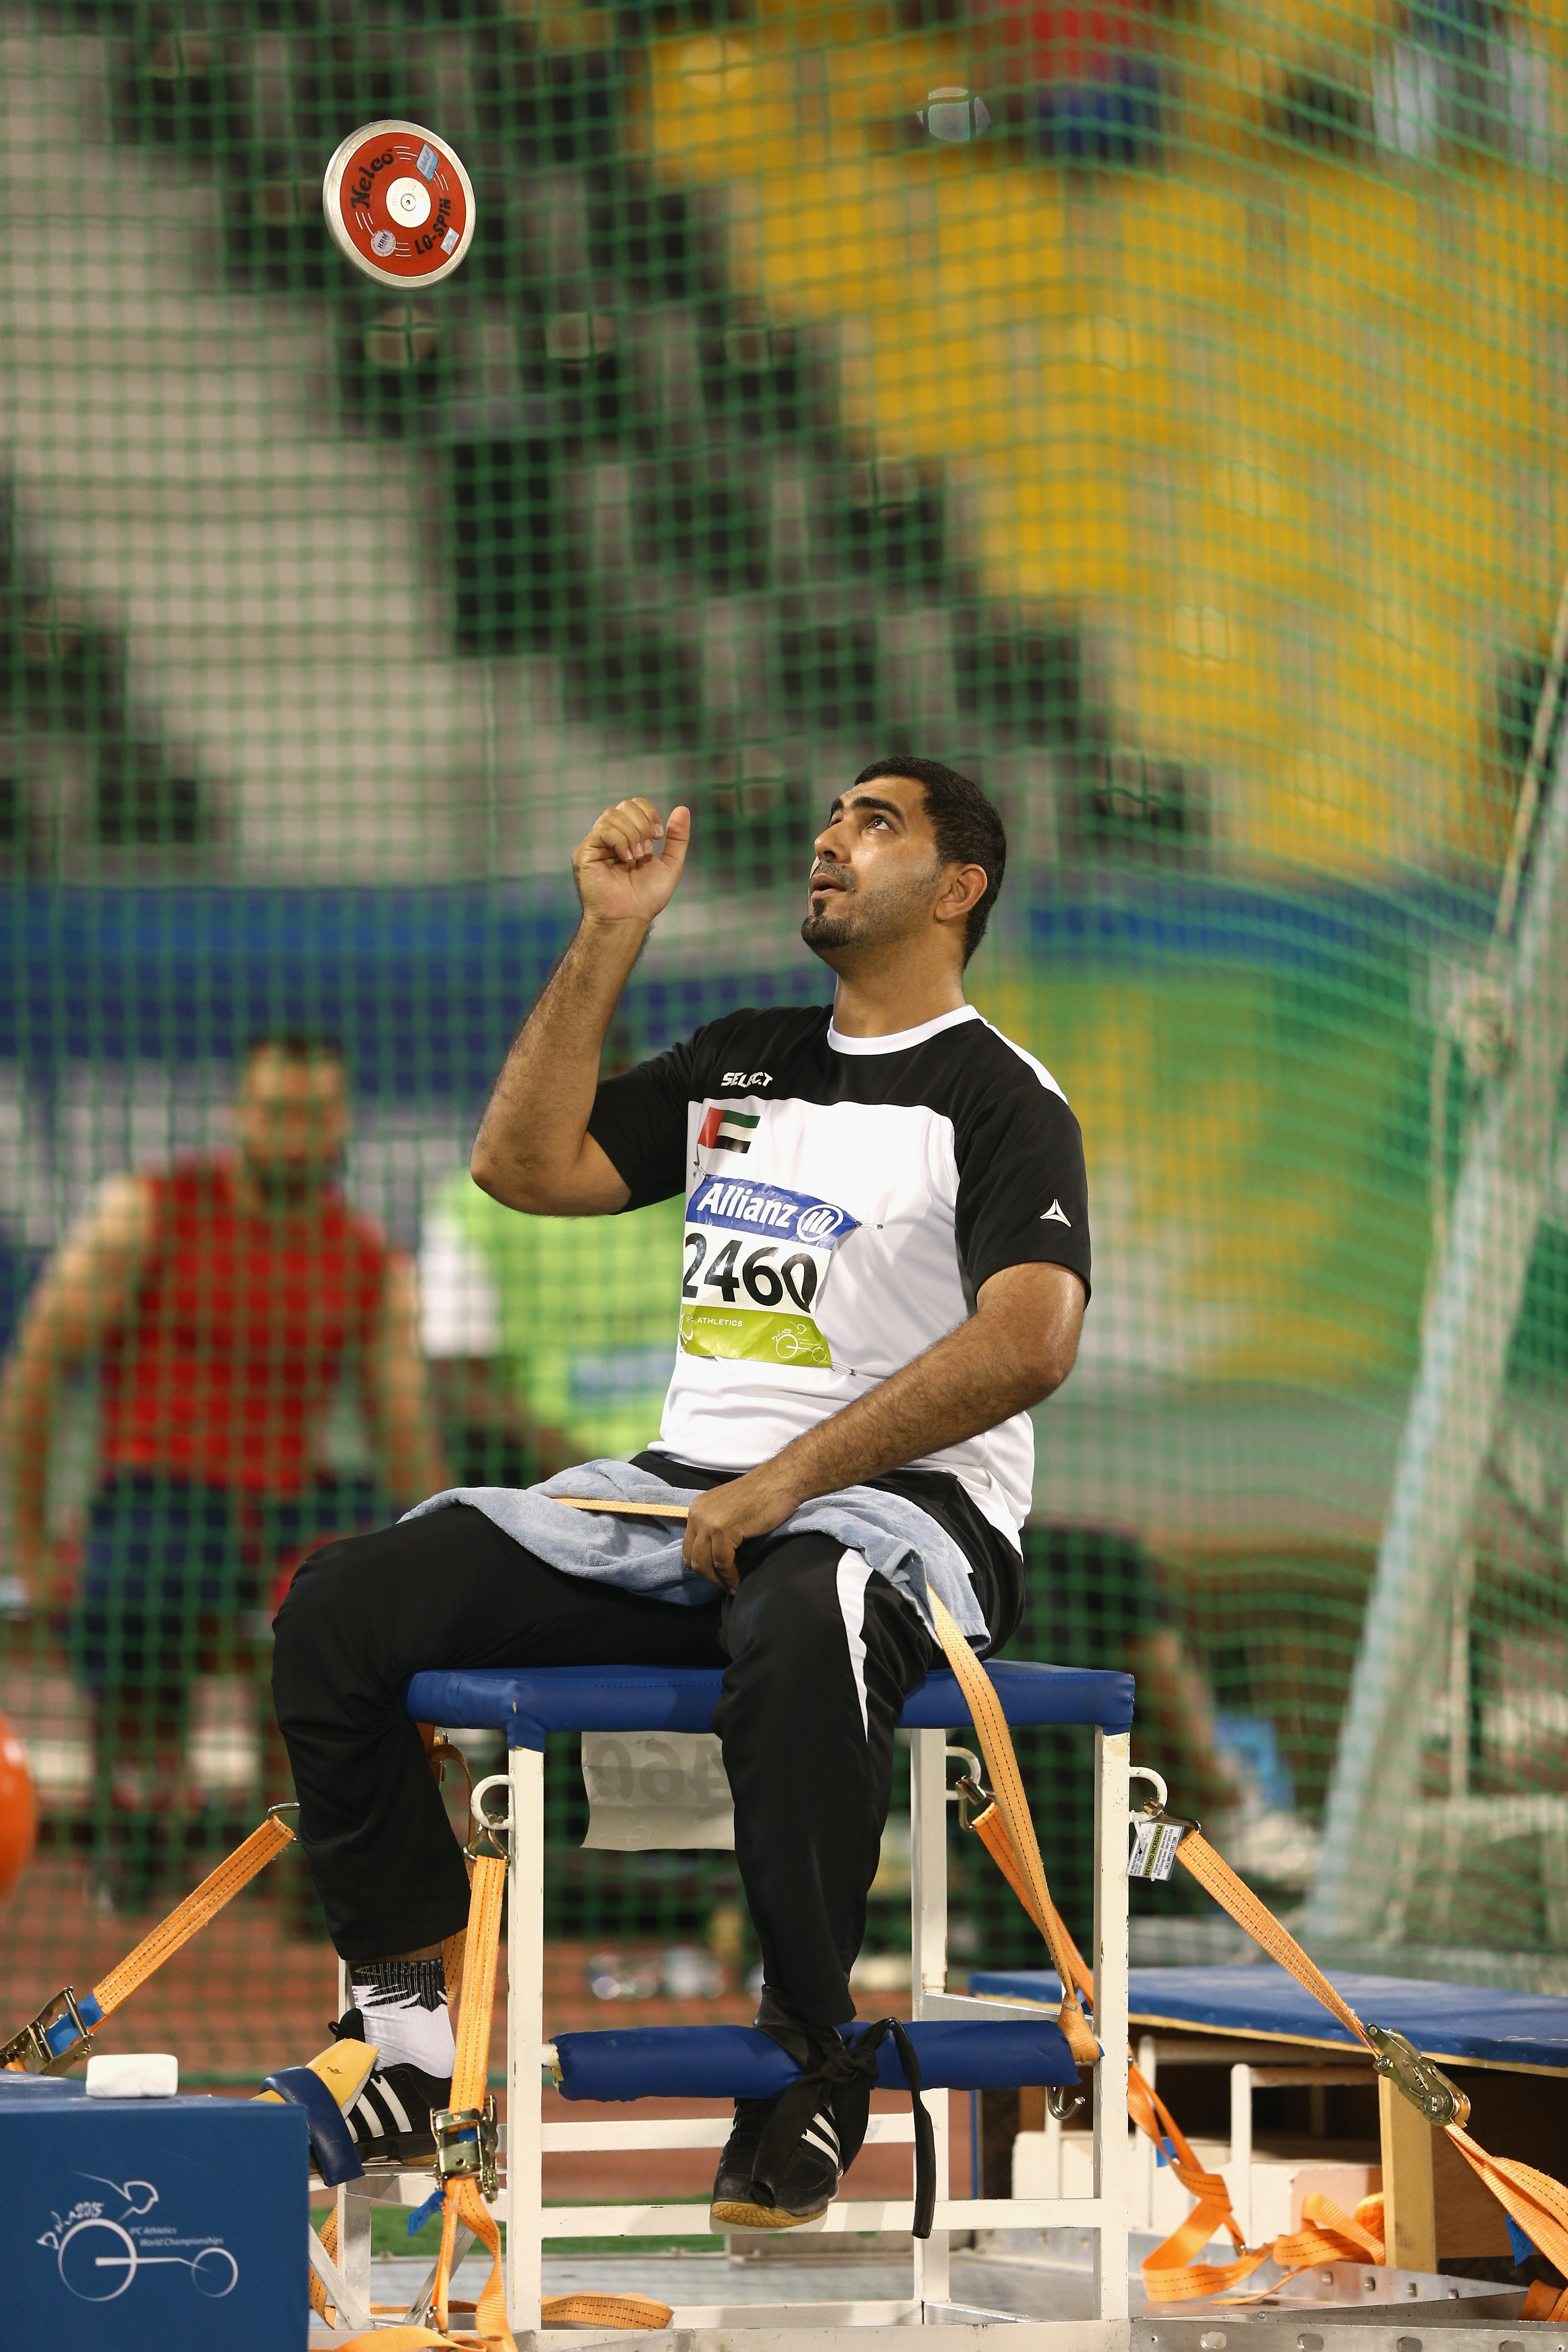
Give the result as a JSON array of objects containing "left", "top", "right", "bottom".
[{"left": 322, "top": 118, "right": 476, "bottom": 288}]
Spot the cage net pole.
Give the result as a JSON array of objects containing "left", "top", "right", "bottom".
[{"left": 1307, "top": 702, "right": 1568, "bottom": 1947}]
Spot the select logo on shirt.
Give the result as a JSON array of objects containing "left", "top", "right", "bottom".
[{"left": 680, "top": 1178, "right": 860, "bottom": 1372}]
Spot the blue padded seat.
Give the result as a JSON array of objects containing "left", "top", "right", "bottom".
[
  {"left": 405, "top": 1660, "right": 1134, "bottom": 1752},
  {"left": 553, "top": 2018, "right": 1082, "bottom": 2102}
]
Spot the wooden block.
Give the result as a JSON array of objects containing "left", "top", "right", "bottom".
[
  {"left": 1432, "top": 2120, "right": 1511, "bottom": 2261},
  {"left": 1379, "top": 2075, "right": 1437, "bottom": 2273}
]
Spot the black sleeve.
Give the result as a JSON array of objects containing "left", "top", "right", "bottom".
[
  {"left": 954, "top": 1075, "right": 1092, "bottom": 1301},
  {"left": 586, "top": 1035, "right": 700, "bottom": 1210}
]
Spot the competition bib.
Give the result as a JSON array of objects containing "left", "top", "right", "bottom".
[{"left": 680, "top": 1174, "right": 860, "bottom": 1370}]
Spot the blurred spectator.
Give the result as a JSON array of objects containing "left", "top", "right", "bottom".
[
  {"left": 1374, "top": 0, "right": 1551, "bottom": 169},
  {"left": 418, "top": 1172, "right": 684, "bottom": 1485},
  {"left": 0, "top": 1034, "right": 447, "bottom": 1904},
  {"left": 980, "top": 0, "right": 1168, "bottom": 167}
]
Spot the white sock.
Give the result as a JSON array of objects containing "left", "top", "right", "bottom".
[{"left": 349, "top": 1958, "right": 456, "bottom": 2079}]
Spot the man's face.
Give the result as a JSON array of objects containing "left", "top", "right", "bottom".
[
  {"left": 801, "top": 779, "right": 946, "bottom": 965},
  {"left": 232, "top": 1051, "right": 350, "bottom": 1196}
]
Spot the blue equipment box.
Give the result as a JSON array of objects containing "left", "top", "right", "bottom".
[{"left": 0, "top": 2073, "right": 308, "bottom": 2350}]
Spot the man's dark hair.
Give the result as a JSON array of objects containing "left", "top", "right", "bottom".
[
  {"left": 853, "top": 756, "right": 1007, "bottom": 964},
  {"left": 242, "top": 1031, "right": 345, "bottom": 1067}
]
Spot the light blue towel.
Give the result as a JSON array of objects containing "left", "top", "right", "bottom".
[{"left": 401, "top": 1457, "right": 989, "bottom": 1641}]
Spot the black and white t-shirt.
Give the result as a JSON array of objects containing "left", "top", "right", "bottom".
[{"left": 587, "top": 1002, "right": 1091, "bottom": 1547}]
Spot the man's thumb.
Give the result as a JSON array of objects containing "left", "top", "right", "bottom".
[{"left": 660, "top": 804, "right": 692, "bottom": 878}]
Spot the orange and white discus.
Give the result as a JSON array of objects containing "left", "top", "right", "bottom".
[{"left": 322, "top": 118, "right": 475, "bottom": 288}]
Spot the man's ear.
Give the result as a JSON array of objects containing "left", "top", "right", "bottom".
[{"left": 934, "top": 863, "right": 989, "bottom": 926}]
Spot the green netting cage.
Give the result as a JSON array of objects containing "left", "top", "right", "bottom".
[{"left": 2, "top": 0, "right": 1568, "bottom": 2085}]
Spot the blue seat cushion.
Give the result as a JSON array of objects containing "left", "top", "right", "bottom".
[
  {"left": 553, "top": 2016, "right": 1083, "bottom": 2101},
  {"left": 405, "top": 1660, "right": 1133, "bottom": 1751}
]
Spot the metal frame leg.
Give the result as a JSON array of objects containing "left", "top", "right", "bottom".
[
  {"left": 1135, "top": 2033, "right": 1158, "bottom": 2231},
  {"left": 507, "top": 1740, "right": 546, "bottom": 2336},
  {"left": 1230, "top": 2062, "right": 1254, "bottom": 2244},
  {"left": 307, "top": 2219, "right": 377, "bottom": 2335},
  {"left": 331, "top": 1954, "right": 367, "bottom": 2324},
  {"left": 909, "top": 1727, "right": 950, "bottom": 2316},
  {"left": 1092, "top": 1727, "right": 1131, "bottom": 2322},
  {"left": 335, "top": 2179, "right": 372, "bottom": 2315}
]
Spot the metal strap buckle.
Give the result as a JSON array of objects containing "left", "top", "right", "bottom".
[
  {"left": 1365, "top": 2022, "right": 1470, "bottom": 2128},
  {"left": 1127, "top": 1806, "right": 1201, "bottom": 1882},
  {"left": 0, "top": 1985, "right": 95, "bottom": 2078},
  {"left": 1127, "top": 1765, "right": 1200, "bottom": 1881},
  {"left": 431, "top": 2093, "right": 499, "bottom": 2199}
]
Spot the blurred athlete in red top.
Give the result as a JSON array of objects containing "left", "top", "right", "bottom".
[{"left": 0, "top": 1033, "right": 446, "bottom": 1901}]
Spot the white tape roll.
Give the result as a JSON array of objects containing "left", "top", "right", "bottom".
[{"left": 85, "top": 2052, "right": 179, "bottom": 2098}]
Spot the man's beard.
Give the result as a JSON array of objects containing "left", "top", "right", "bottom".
[
  {"left": 801, "top": 899, "right": 858, "bottom": 953},
  {"left": 801, "top": 864, "right": 938, "bottom": 960}
]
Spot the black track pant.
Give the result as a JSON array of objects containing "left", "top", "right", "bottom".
[{"left": 271, "top": 1502, "right": 940, "bottom": 2025}]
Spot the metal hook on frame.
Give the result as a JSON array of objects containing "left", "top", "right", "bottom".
[
  {"left": 467, "top": 1773, "right": 513, "bottom": 1862},
  {"left": 944, "top": 1746, "right": 988, "bottom": 1828}
]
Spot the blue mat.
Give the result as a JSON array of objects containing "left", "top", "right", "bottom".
[
  {"left": 968, "top": 1965, "right": 1568, "bottom": 2072},
  {"left": 407, "top": 1659, "right": 1134, "bottom": 1750},
  {"left": 553, "top": 2016, "right": 1083, "bottom": 2101}
]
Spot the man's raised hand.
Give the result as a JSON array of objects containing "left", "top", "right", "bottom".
[{"left": 573, "top": 799, "right": 691, "bottom": 928}]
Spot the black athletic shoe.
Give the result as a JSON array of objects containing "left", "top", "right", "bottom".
[
  {"left": 710, "top": 2097, "right": 772, "bottom": 2209},
  {"left": 330, "top": 2008, "right": 450, "bottom": 2168},
  {"left": 709, "top": 2094, "right": 842, "bottom": 2231}
]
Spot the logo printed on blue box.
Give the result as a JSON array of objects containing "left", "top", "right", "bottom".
[{"left": 36, "top": 2172, "right": 238, "bottom": 2303}]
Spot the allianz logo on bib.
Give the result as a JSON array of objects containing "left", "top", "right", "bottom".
[{"left": 688, "top": 1176, "right": 860, "bottom": 1249}]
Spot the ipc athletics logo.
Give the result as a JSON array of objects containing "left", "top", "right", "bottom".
[
  {"left": 37, "top": 2176, "right": 239, "bottom": 2303},
  {"left": 773, "top": 1320, "right": 831, "bottom": 1364}
]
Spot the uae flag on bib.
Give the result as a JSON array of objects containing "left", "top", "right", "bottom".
[{"left": 699, "top": 1106, "right": 759, "bottom": 1154}]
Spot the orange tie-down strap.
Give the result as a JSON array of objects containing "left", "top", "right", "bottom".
[
  {"left": 326, "top": 1851, "right": 518, "bottom": 2352},
  {"left": 4, "top": 1809, "right": 296, "bottom": 2071},
  {"left": 8, "top": 1741, "right": 461, "bottom": 2077},
  {"left": 324, "top": 1847, "right": 674, "bottom": 2347},
  {"left": 1179, "top": 1830, "right": 1568, "bottom": 2305},
  {"left": 971, "top": 1794, "right": 1568, "bottom": 2308},
  {"left": 94, "top": 1812, "right": 296, "bottom": 2016}
]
